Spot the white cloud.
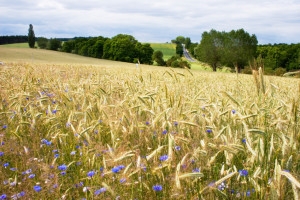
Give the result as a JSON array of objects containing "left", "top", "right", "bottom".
[{"left": 0, "top": 0, "right": 299, "bottom": 43}]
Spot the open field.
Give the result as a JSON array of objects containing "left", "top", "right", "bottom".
[
  {"left": 0, "top": 42, "right": 32, "bottom": 48},
  {"left": 0, "top": 47, "right": 139, "bottom": 68},
  {"left": 150, "top": 43, "right": 176, "bottom": 60},
  {"left": 0, "top": 47, "right": 299, "bottom": 199}
]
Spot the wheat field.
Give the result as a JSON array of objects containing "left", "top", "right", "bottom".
[{"left": 0, "top": 48, "right": 299, "bottom": 199}]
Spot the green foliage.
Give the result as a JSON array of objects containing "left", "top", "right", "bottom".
[
  {"left": 152, "top": 50, "right": 165, "bottom": 66},
  {"left": 62, "top": 37, "right": 154, "bottom": 65},
  {"left": 166, "top": 55, "right": 191, "bottom": 69},
  {"left": 28, "top": 24, "right": 35, "bottom": 48},
  {"left": 135, "top": 43, "right": 154, "bottom": 65},
  {"left": 187, "top": 43, "right": 198, "bottom": 57},
  {"left": 62, "top": 40, "right": 75, "bottom": 53},
  {"left": 195, "top": 29, "right": 223, "bottom": 71},
  {"left": 195, "top": 29, "right": 257, "bottom": 72},
  {"left": 222, "top": 29, "right": 258, "bottom": 72},
  {"left": 176, "top": 43, "right": 183, "bottom": 57},
  {"left": 103, "top": 34, "right": 138, "bottom": 62},
  {"left": 176, "top": 36, "right": 185, "bottom": 44},
  {"left": 37, "top": 37, "right": 48, "bottom": 49},
  {"left": 185, "top": 37, "right": 191, "bottom": 49},
  {"left": 47, "top": 38, "right": 62, "bottom": 51},
  {"left": 257, "top": 43, "right": 300, "bottom": 72}
]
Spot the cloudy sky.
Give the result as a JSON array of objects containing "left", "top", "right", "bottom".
[{"left": 0, "top": 0, "right": 299, "bottom": 44}]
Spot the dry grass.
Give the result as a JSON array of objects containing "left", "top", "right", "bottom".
[{"left": 0, "top": 48, "right": 299, "bottom": 199}]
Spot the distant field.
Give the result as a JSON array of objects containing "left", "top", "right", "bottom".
[
  {"left": 0, "top": 42, "right": 31, "bottom": 48},
  {"left": 150, "top": 43, "right": 176, "bottom": 60}
]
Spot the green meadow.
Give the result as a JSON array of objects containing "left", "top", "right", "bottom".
[
  {"left": 150, "top": 43, "right": 176, "bottom": 60},
  {"left": 0, "top": 46, "right": 299, "bottom": 199}
]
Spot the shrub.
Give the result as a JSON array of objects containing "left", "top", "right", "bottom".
[{"left": 274, "top": 67, "right": 287, "bottom": 76}]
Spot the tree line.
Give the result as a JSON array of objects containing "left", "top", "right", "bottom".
[
  {"left": 256, "top": 43, "right": 300, "bottom": 75},
  {"left": 61, "top": 34, "right": 154, "bottom": 64},
  {"left": 0, "top": 35, "right": 28, "bottom": 45}
]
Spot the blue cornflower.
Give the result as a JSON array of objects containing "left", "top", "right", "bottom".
[
  {"left": 60, "top": 171, "right": 66, "bottom": 175},
  {"left": 58, "top": 164, "right": 67, "bottom": 170},
  {"left": 33, "top": 185, "right": 41, "bottom": 192},
  {"left": 0, "top": 152, "right": 3, "bottom": 156},
  {"left": 3, "top": 125, "right": 7, "bottom": 129},
  {"left": 18, "top": 192, "right": 25, "bottom": 197},
  {"left": 146, "top": 121, "right": 149, "bottom": 125},
  {"left": 159, "top": 155, "right": 168, "bottom": 161},
  {"left": 153, "top": 185, "right": 163, "bottom": 191},
  {"left": 76, "top": 162, "right": 81, "bottom": 165},
  {"left": 70, "top": 151, "right": 76, "bottom": 155},
  {"left": 175, "top": 146, "right": 181, "bottom": 150},
  {"left": 3, "top": 163, "right": 9, "bottom": 167},
  {"left": 0, "top": 194, "right": 7, "bottom": 199},
  {"left": 26, "top": 97, "right": 29, "bottom": 100},
  {"left": 174, "top": 122, "right": 178, "bottom": 126},
  {"left": 54, "top": 154, "right": 59, "bottom": 157},
  {"left": 118, "top": 165, "right": 125, "bottom": 170},
  {"left": 46, "top": 141, "right": 52, "bottom": 145},
  {"left": 192, "top": 168, "right": 200, "bottom": 172},
  {"left": 283, "top": 169, "right": 290, "bottom": 172},
  {"left": 162, "top": 130, "right": 168, "bottom": 134},
  {"left": 87, "top": 171, "right": 95, "bottom": 177},
  {"left": 94, "top": 187, "right": 107, "bottom": 195},
  {"left": 242, "top": 139, "right": 246, "bottom": 143},
  {"left": 94, "top": 131, "right": 98, "bottom": 134},
  {"left": 25, "top": 169, "right": 32, "bottom": 174},
  {"left": 53, "top": 184, "right": 58, "bottom": 188},
  {"left": 100, "top": 167, "right": 104, "bottom": 171},
  {"left": 239, "top": 169, "right": 248, "bottom": 176},
  {"left": 247, "top": 190, "right": 250, "bottom": 197},
  {"left": 120, "top": 178, "right": 126, "bottom": 183},
  {"left": 112, "top": 167, "right": 120, "bottom": 173},
  {"left": 41, "top": 139, "right": 48, "bottom": 143},
  {"left": 232, "top": 110, "right": 236, "bottom": 114},
  {"left": 207, "top": 129, "right": 212, "bottom": 133},
  {"left": 52, "top": 110, "right": 57, "bottom": 114},
  {"left": 28, "top": 174, "right": 35, "bottom": 178}
]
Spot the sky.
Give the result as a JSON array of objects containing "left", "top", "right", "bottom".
[{"left": 0, "top": 0, "right": 300, "bottom": 44}]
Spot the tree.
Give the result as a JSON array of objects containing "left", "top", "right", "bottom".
[
  {"left": 185, "top": 37, "right": 191, "bottom": 49},
  {"left": 37, "top": 37, "right": 48, "bottom": 49},
  {"left": 62, "top": 40, "right": 75, "bottom": 53},
  {"left": 176, "top": 36, "right": 185, "bottom": 44},
  {"left": 103, "top": 34, "right": 138, "bottom": 62},
  {"left": 195, "top": 29, "right": 224, "bottom": 71},
  {"left": 222, "top": 29, "right": 257, "bottom": 72},
  {"left": 28, "top": 24, "right": 35, "bottom": 48},
  {"left": 176, "top": 43, "right": 183, "bottom": 57},
  {"left": 135, "top": 43, "right": 154, "bottom": 64},
  {"left": 152, "top": 50, "right": 165, "bottom": 66},
  {"left": 48, "top": 38, "right": 62, "bottom": 51}
]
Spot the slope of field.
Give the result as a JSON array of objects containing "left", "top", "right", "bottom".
[
  {"left": 0, "top": 47, "right": 299, "bottom": 199},
  {"left": 0, "top": 47, "right": 138, "bottom": 68},
  {"left": 150, "top": 43, "right": 176, "bottom": 60}
]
